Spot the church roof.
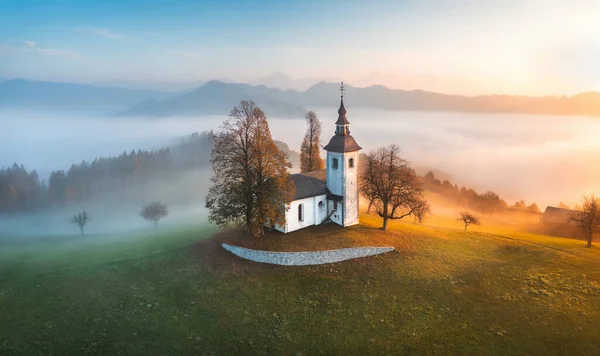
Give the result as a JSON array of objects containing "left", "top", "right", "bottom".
[
  {"left": 335, "top": 98, "right": 350, "bottom": 125},
  {"left": 323, "top": 134, "right": 362, "bottom": 153},
  {"left": 290, "top": 170, "right": 327, "bottom": 200}
]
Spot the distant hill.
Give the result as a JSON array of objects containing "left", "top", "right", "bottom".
[
  {"left": 117, "top": 80, "right": 307, "bottom": 119},
  {"left": 299, "top": 82, "right": 600, "bottom": 117},
  {"left": 0, "top": 79, "right": 171, "bottom": 112},
  {"left": 4, "top": 78, "right": 600, "bottom": 118},
  {"left": 250, "top": 72, "right": 319, "bottom": 92},
  {"left": 274, "top": 140, "right": 301, "bottom": 170},
  {"left": 93, "top": 80, "right": 206, "bottom": 93}
]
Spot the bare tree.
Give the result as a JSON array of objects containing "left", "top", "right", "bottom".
[
  {"left": 300, "top": 111, "right": 324, "bottom": 173},
  {"left": 568, "top": 194, "right": 600, "bottom": 248},
  {"left": 360, "top": 144, "right": 430, "bottom": 231},
  {"left": 70, "top": 211, "right": 89, "bottom": 235},
  {"left": 457, "top": 212, "right": 480, "bottom": 231},
  {"left": 205, "top": 100, "right": 294, "bottom": 238},
  {"left": 141, "top": 201, "right": 168, "bottom": 228}
]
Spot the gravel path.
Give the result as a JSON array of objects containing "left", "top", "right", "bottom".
[{"left": 221, "top": 243, "right": 395, "bottom": 266}]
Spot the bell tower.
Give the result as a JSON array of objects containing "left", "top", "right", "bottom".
[{"left": 323, "top": 82, "right": 362, "bottom": 227}]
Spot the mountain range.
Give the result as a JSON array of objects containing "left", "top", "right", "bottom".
[
  {"left": 250, "top": 72, "right": 326, "bottom": 92},
  {"left": 1, "top": 78, "right": 600, "bottom": 118},
  {"left": 0, "top": 79, "right": 170, "bottom": 112},
  {"left": 117, "top": 80, "right": 307, "bottom": 118}
]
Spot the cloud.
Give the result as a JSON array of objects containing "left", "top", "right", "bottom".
[
  {"left": 168, "top": 50, "right": 204, "bottom": 61},
  {"left": 74, "top": 27, "right": 124, "bottom": 39},
  {"left": 36, "top": 48, "right": 86, "bottom": 60},
  {"left": 0, "top": 42, "right": 86, "bottom": 60}
]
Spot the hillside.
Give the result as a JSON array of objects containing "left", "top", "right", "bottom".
[
  {"left": 0, "top": 79, "right": 171, "bottom": 112},
  {"left": 1, "top": 214, "right": 599, "bottom": 354},
  {"left": 301, "top": 82, "right": 600, "bottom": 117},
  {"left": 116, "top": 80, "right": 307, "bottom": 118},
  {"left": 119, "top": 80, "right": 600, "bottom": 118},
  {"left": 4, "top": 78, "right": 600, "bottom": 118}
]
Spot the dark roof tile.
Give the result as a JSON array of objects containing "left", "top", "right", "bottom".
[
  {"left": 323, "top": 135, "right": 362, "bottom": 153},
  {"left": 290, "top": 170, "right": 327, "bottom": 200},
  {"left": 335, "top": 98, "right": 350, "bottom": 125}
]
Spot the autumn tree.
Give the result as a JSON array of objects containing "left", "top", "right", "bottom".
[
  {"left": 141, "top": 201, "right": 168, "bottom": 228},
  {"left": 360, "top": 144, "right": 430, "bottom": 231},
  {"left": 300, "top": 111, "right": 324, "bottom": 173},
  {"left": 205, "top": 100, "right": 295, "bottom": 238},
  {"left": 70, "top": 211, "right": 89, "bottom": 235},
  {"left": 479, "top": 191, "right": 506, "bottom": 214},
  {"left": 512, "top": 200, "right": 526, "bottom": 209},
  {"left": 457, "top": 212, "right": 480, "bottom": 231},
  {"left": 568, "top": 194, "right": 600, "bottom": 248}
]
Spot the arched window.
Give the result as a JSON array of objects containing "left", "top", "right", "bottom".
[
  {"left": 349, "top": 158, "right": 354, "bottom": 168},
  {"left": 298, "top": 204, "right": 304, "bottom": 222}
]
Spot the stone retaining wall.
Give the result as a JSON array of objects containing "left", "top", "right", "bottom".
[{"left": 221, "top": 243, "right": 395, "bottom": 266}]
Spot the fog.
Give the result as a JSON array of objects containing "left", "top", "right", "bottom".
[
  {"left": 0, "top": 169, "right": 211, "bottom": 237},
  {"left": 2, "top": 107, "right": 599, "bottom": 239},
  {"left": 284, "top": 108, "right": 600, "bottom": 209}
]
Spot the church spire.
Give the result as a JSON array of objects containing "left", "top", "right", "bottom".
[
  {"left": 335, "top": 82, "right": 350, "bottom": 130},
  {"left": 323, "top": 81, "right": 362, "bottom": 153}
]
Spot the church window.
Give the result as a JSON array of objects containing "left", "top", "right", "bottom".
[
  {"left": 298, "top": 204, "right": 304, "bottom": 222},
  {"left": 333, "top": 201, "right": 338, "bottom": 210},
  {"left": 332, "top": 158, "right": 338, "bottom": 169},
  {"left": 349, "top": 158, "right": 354, "bottom": 168}
]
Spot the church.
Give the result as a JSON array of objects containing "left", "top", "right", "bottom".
[{"left": 275, "top": 87, "right": 362, "bottom": 233}]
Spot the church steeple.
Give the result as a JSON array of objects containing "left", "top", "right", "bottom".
[
  {"left": 335, "top": 82, "right": 350, "bottom": 135},
  {"left": 323, "top": 81, "right": 362, "bottom": 228},
  {"left": 323, "top": 81, "right": 362, "bottom": 153}
]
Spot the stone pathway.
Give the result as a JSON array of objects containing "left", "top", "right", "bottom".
[{"left": 221, "top": 243, "right": 395, "bottom": 266}]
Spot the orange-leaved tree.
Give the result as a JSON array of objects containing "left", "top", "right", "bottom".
[
  {"left": 300, "top": 111, "right": 324, "bottom": 173},
  {"left": 206, "top": 100, "right": 295, "bottom": 238}
]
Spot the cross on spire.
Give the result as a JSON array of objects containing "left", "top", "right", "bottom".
[{"left": 340, "top": 81, "right": 345, "bottom": 99}]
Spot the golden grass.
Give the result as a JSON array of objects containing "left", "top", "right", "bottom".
[{"left": 2, "top": 212, "right": 600, "bottom": 355}]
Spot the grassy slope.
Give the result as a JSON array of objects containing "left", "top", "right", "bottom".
[{"left": 1, "top": 214, "right": 600, "bottom": 355}]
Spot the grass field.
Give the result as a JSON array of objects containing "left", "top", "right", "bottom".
[{"left": 1, "top": 214, "right": 600, "bottom": 355}]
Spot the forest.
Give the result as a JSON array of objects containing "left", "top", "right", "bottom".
[
  {"left": 0, "top": 133, "right": 539, "bottom": 217},
  {"left": 422, "top": 170, "right": 541, "bottom": 214},
  {"left": 0, "top": 132, "right": 214, "bottom": 213}
]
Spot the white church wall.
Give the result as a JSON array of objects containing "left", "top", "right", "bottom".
[
  {"left": 275, "top": 195, "right": 327, "bottom": 233},
  {"left": 326, "top": 152, "right": 344, "bottom": 196},
  {"left": 343, "top": 151, "right": 360, "bottom": 227},
  {"left": 328, "top": 200, "right": 343, "bottom": 225},
  {"left": 325, "top": 150, "right": 360, "bottom": 227}
]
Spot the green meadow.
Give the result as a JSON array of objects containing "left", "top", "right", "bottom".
[{"left": 1, "top": 214, "right": 599, "bottom": 355}]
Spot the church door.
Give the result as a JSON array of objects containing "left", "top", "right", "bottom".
[{"left": 318, "top": 201, "right": 324, "bottom": 224}]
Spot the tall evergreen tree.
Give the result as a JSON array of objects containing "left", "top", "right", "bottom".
[
  {"left": 205, "top": 100, "right": 295, "bottom": 237},
  {"left": 300, "top": 111, "right": 324, "bottom": 173}
]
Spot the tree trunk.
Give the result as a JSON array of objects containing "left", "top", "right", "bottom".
[
  {"left": 587, "top": 232, "right": 592, "bottom": 248},
  {"left": 464, "top": 223, "right": 467, "bottom": 231},
  {"left": 381, "top": 204, "right": 389, "bottom": 230},
  {"left": 245, "top": 197, "right": 253, "bottom": 229},
  {"left": 80, "top": 226, "right": 84, "bottom": 235},
  {"left": 367, "top": 199, "right": 373, "bottom": 214}
]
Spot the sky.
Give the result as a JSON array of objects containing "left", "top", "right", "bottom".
[{"left": 1, "top": 0, "right": 599, "bottom": 95}]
